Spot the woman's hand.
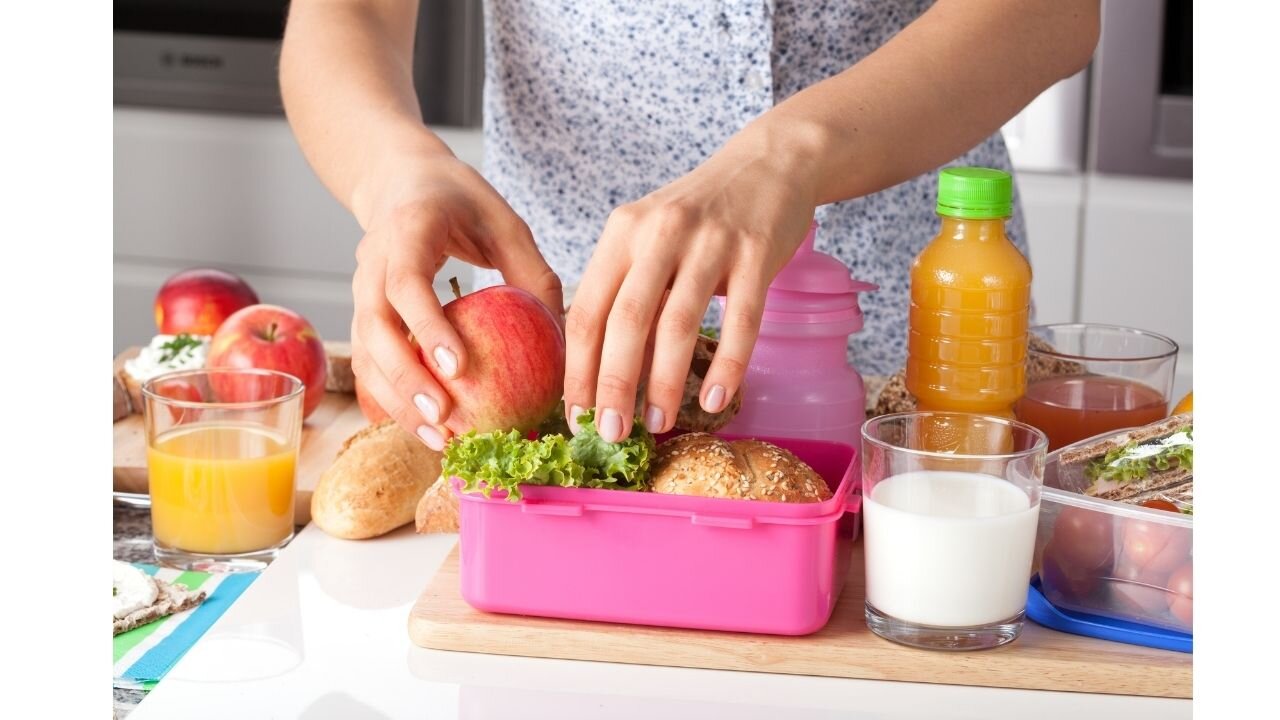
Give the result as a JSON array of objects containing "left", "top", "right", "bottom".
[
  {"left": 351, "top": 150, "right": 563, "bottom": 450},
  {"left": 564, "top": 123, "right": 821, "bottom": 442}
]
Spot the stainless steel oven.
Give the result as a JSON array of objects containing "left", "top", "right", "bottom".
[
  {"left": 1088, "top": 0, "right": 1192, "bottom": 178},
  {"left": 113, "top": 0, "right": 484, "bottom": 127}
]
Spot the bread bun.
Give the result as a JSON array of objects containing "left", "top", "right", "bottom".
[
  {"left": 324, "top": 340, "right": 357, "bottom": 394},
  {"left": 113, "top": 375, "right": 132, "bottom": 422},
  {"left": 312, "top": 420, "right": 442, "bottom": 539},
  {"left": 635, "top": 334, "right": 743, "bottom": 432},
  {"left": 415, "top": 475, "right": 460, "bottom": 533},
  {"left": 650, "top": 433, "right": 831, "bottom": 503}
]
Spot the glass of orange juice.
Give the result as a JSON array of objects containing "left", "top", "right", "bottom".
[{"left": 142, "top": 368, "right": 303, "bottom": 572}]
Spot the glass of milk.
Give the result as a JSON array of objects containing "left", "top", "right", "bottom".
[{"left": 860, "top": 412, "right": 1048, "bottom": 650}]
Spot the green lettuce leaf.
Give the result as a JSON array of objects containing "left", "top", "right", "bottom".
[
  {"left": 442, "top": 409, "right": 655, "bottom": 501},
  {"left": 567, "top": 408, "right": 654, "bottom": 490},
  {"left": 1086, "top": 427, "right": 1193, "bottom": 485}
]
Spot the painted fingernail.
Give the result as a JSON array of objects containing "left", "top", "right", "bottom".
[
  {"left": 598, "top": 408, "right": 624, "bottom": 443},
  {"left": 414, "top": 393, "right": 440, "bottom": 424},
  {"left": 433, "top": 346, "right": 458, "bottom": 379},
  {"left": 417, "top": 425, "right": 445, "bottom": 451},
  {"left": 703, "top": 384, "right": 727, "bottom": 413},
  {"left": 644, "top": 404, "right": 665, "bottom": 433},
  {"left": 568, "top": 405, "right": 585, "bottom": 434}
]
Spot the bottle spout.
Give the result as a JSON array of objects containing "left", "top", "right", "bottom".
[{"left": 797, "top": 221, "right": 818, "bottom": 255}]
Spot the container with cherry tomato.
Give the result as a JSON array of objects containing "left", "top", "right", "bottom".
[{"left": 1033, "top": 439, "right": 1192, "bottom": 633}]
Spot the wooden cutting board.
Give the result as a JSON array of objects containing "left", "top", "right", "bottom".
[
  {"left": 409, "top": 544, "right": 1192, "bottom": 699},
  {"left": 112, "top": 351, "right": 369, "bottom": 526}
]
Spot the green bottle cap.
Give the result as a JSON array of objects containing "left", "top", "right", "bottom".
[{"left": 936, "top": 167, "right": 1013, "bottom": 219}]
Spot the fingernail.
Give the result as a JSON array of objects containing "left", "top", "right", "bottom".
[
  {"left": 568, "top": 405, "right": 585, "bottom": 434},
  {"left": 598, "top": 408, "right": 624, "bottom": 443},
  {"left": 644, "top": 404, "right": 665, "bottom": 433},
  {"left": 433, "top": 346, "right": 458, "bottom": 379},
  {"left": 703, "top": 384, "right": 726, "bottom": 413},
  {"left": 417, "top": 425, "right": 445, "bottom": 451},
  {"left": 414, "top": 393, "right": 440, "bottom": 424}
]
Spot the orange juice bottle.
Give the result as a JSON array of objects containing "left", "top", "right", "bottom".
[{"left": 906, "top": 167, "right": 1030, "bottom": 422}]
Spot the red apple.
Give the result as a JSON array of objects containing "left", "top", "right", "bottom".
[
  {"left": 155, "top": 268, "right": 259, "bottom": 336},
  {"left": 148, "top": 376, "right": 205, "bottom": 423},
  {"left": 206, "top": 304, "right": 327, "bottom": 418},
  {"left": 428, "top": 285, "right": 565, "bottom": 434},
  {"left": 355, "top": 375, "right": 390, "bottom": 424}
]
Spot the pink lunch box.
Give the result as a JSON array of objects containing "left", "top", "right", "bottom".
[{"left": 453, "top": 434, "right": 861, "bottom": 636}]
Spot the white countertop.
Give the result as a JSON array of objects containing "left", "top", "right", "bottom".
[{"left": 129, "top": 524, "right": 1191, "bottom": 720}]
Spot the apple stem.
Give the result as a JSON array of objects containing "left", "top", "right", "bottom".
[
  {"left": 266, "top": 322, "right": 278, "bottom": 342},
  {"left": 449, "top": 276, "right": 462, "bottom": 300}
]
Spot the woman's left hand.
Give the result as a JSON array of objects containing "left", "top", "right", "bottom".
[{"left": 564, "top": 123, "right": 821, "bottom": 442}]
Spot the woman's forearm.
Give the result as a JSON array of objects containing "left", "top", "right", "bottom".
[
  {"left": 751, "top": 0, "right": 1101, "bottom": 206},
  {"left": 281, "top": 0, "right": 452, "bottom": 226}
]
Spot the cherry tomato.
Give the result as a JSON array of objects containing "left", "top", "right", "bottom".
[
  {"left": 1110, "top": 578, "right": 1171, "bottom": 619},
  {"left": 1048, "top": 506, "right": 1115, "bottom": 572},
  {"left": 1140, "top": 499, "right": 1180, "bottom": 513},
  {"left": 1040, "top": 542, "right": 1102, "bottom": 601},
  {"left": 1167, "top": 562, "right": 1193, "bottom": 626},
  {"left": 1115, "top": 519, "right": 1191, "bottom": 581}
]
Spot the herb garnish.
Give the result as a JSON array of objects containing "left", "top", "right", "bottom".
[{"left": 158, "top": 333, "right": 202, "bottom": 364}]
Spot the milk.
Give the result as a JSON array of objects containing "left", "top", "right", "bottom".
[{"left": 864, "top": 471, "right": 1039, "bottom": 628}]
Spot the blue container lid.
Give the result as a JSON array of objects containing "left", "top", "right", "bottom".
[{"left": 1027, "top": 577, "right": 1191, "bottom": 654}]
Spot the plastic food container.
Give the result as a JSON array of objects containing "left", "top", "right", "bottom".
[
  {"left": 453, "top": 434, "right": 861, "bottom": 636},
  {"left": 1033, "top": 432, "right": 1193, "bottom": 634}
]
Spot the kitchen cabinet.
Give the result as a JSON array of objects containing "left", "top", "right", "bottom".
[
  {"left": 1015, "top": 172, "right": 1192, "bottom": 402},
  {"left": 1018, "top": 172, "right": 1084, "bottom": 326},
  {"left": 1079, "top": 175, "right": 1192, "bottom": 351},
  {"left": 1079, "top": 174, "right": 1193, "bottom": 399},
  {"left": 113, "top": 108, "right": 481, "bottom": 352}
]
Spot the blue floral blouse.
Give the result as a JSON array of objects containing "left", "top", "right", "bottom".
[{"left": 472, "top": 0, "right": 1029, "bottom": 376}]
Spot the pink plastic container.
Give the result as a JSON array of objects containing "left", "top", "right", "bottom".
[
  {"left": 719, "top": 222, "right": 876, "bottom": 449},
  {"left": 454, "top": 434, "right": 861, "bottom": 635}
]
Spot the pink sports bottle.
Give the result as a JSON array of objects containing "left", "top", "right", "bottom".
[{"left": 719, "top": 222, "right": 876, "bottom": 447}]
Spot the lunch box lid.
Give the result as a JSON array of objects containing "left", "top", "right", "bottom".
[{"left": 1026, "top": 577, "right": 1192, "bottom": 653}]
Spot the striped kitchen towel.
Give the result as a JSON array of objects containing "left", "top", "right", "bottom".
[{"left": 112, "top": 564, "right": 258, "bottom": 689}]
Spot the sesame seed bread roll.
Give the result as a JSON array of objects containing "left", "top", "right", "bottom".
[{"left": 649, "top": 433, "right": 832, "bottom": 503}]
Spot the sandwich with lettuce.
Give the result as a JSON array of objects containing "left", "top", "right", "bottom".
[{"left": 1057, "top": 413, "right": 1193, "bottom": 512}]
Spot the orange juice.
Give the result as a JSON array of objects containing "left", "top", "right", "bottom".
[
  {"left": 906, "top": 168, "right": 1031, "bottom": 421},
  {"left": 148, "top": 423, "right": 296, "bottom": 555}
]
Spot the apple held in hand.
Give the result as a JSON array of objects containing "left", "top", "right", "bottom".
[
  {"left": 355, "top": 375, "right": 390, "bottom": 424},
  {"left": 432, "top": 285, "right": 565, "bottom": 434},
  {"left": 155, "top": 268, "right": 260, "bottom": 336},
  {"left": 207, "top": 304, "right": 327, "bottom": 418}
]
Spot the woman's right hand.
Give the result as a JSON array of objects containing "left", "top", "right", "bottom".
[{"left": 350, "top": 150, "right": 563, "bottom": 450}]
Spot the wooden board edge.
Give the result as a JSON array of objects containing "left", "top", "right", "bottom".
[
  {"left": 409, "top": 620, "right": 1191, "bottom": 699},
  {"left": 407, "top": 549, "right": 1192, "bottom": 700}
]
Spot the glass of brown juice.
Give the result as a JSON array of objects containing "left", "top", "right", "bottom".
[{"left": 1015, "top": 324, "right": 1178, "bottom": 451}]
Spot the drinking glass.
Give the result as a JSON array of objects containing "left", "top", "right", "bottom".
[
  {"left": 142, "top": 368, "right": 303, "bottom": 572},
  {"left": 1016, "top": 323, "right": 1178, "bottom": 450},
  {"left": 861, "top": 412, "right": 1047, "bottom": 651}
]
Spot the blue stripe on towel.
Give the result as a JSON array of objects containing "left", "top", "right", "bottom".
[{"left": 123, "top": 572, "right": 258, "bottom": 682}]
